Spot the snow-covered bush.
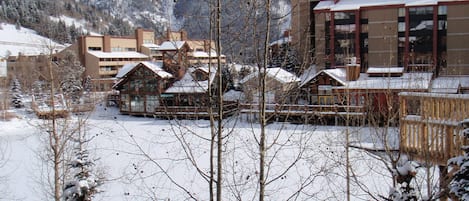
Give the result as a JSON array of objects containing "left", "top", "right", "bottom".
[
  {"left": 447, "top": 119, "right": 469, "bottom": 201},
  {"left": 389, "top": 158, "right": 418, "bottom": 201}
]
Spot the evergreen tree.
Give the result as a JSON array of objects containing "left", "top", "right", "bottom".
[
  {"left": 58, "top": 51, "right": 85, "bottom": 104},
  {"left": 388, "top": 159, "right": 418, "bottom": 201},
  {"left": 448, "top": 119, "right": 469, "bottom": 200},
  {"left": 10, "top": 78, "right": 24, "bottom": 108},
  {"left": 63, "top": 128, "right": 103, "bottom": 201}
]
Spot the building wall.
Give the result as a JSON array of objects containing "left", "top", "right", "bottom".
[
  {"left": 445, "top": 4, "right": 469, "bottom": 75},
  {"left": 314, "top": 12, "right": 328, "bottom": 70},
  {"left": 109, "top": 38, "right": 138, "bottom": 51},
  {"left": 84, "top": 37, "right": 104, "bottom": 50},
  {"left": 291, "top": 0, "right": 315, "bottom": 66},
  {"left": 367, "top": 8, "right": 398, "bottom": 67}
]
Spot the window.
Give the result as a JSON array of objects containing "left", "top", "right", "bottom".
[
  {"left": 398, "top": 8, "right": 406, "bottom": 17},
  {"left": 130, "top": 95, "right": 144, "bottom": 112},
  {"left": 88, "top": 47, "right": 101, "bottom": 51},
  {"left": 438, "top": 6, "right": 447, "bottom": 15},
  {"left": 146, "top": 95, "right": 159, "bottom": 113},
  {"left": 121, "top": 94, "right": 129, "bottom": 111}
]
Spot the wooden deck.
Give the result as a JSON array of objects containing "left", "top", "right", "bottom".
[
  {"left": 238, "top": 103, "right": 366, "bottom": 124},
  {"left": 399, "top": 92, "right": 469, "bottom": 165},
  {"left": 153, "top": 102, "right": 239, "bottom": 119}
]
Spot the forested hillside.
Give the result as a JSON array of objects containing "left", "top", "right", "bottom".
[
  {"left": 0, "top": 0, "right": 291, "bottom": 62},
  {"left": 0, "top": 0, "right": 169, "bottom": 44}
]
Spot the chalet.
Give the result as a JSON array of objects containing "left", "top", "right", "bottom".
[
  {"left": 240, "top": 67, "right": 300, "bottom": 104},
  {"left": 159, "top": 65, "right": 215, "bottom": 107},
  {"left": 158, "top": 41, "right": 191, "bottom": 80},
  {"left": 299, "top": 65, "right": 433, "bottom": 121},
  {"left": 113, "top": 61, "right": 173, "bottom": 115}
]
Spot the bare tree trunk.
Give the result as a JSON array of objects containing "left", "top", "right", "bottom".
[
  {"left": 215, "top": 0, "right": 223, "bottom": 200},
  {"left": 259, "top": 0, "right": 271, "bottom": 200},
  {"left": 47, "top": 50, "right": 61, "bottom": 201},
  {"left": 208, "top": 0, "right": 215, "bottom": 199}
]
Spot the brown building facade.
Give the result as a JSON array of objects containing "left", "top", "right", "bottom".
[{"left": 292, "top": 0, "right": 469, "bottom": 76}]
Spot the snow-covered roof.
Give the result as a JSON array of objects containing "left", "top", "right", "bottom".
[
  {"left": 158, "top": 41, "right": 186, "bottom": 51},
  {"left": 430, "top": 77, "right": 461, "bottom": 94},
  {"left": 300, "top": 68, "right": 347, "bottom": 87},
  {"left": 87, "top": 51, "right": 149, "bottom": 59},
  {"left": 240, "top": 67, "right": 300, "bottom": 84},
  {"left": 314, "top": 0, "right": 465, "bottom": 11},
  {"left": 190, "top": 51, "right": 221, "bottom": 58},
  {"left": 142, "top": 43, "right": 159, "bottom": 49},
  {"left": 116, "top": 63, "right": 138, "bottom": 78},
  {"left": 113, "top": 61, "right": 173, "bottom": 89},
  {"left": 335, "top": 72, "right": 433, "bottom": 90},
  {"left": 366, "top": 67, "right": 404, "bottom": 74},
  {"left": 164, "top": 67, "right": 215, "bottom": 94}
]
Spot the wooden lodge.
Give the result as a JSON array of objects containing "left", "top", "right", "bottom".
[{"left": 399, "top": 92, "right": 469, "bottom": 165}]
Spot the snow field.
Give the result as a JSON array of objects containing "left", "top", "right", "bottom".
[{"left": 1, "top": 104, "right": 438, "bottom": 200}]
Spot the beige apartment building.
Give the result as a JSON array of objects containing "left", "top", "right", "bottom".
[
  {"left": 62, "top": 28, "right": 226, "bottom": 91},
  {"left": 292, "top": 0, "right": 469, "bottom": 76}
]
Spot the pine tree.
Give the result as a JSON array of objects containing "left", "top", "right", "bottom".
[
  {"left": 63, "top": 128, "right": 103, "bottom": 201},
  {"left": 388, "top": 159, "right": 418, "bottom": 201},
  {"left": 448, "top": 119, "right": 469, "bottom": 201},
  {"left": 10, "top": 78, "right": 23, "bottom": 108}
]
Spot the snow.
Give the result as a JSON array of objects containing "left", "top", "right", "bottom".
[
  {"left": 336, "top": 72, "right": 433, "bottom": 90},
  {"left": 240, "top": 67, "right": 300, "bottom": 84},
  {"left": 87, "top": 51, "right": 149, "bottom": 59},
  {"left": 300, "top": 68, "right": 347, "bottom": 87},
  {"left": 164, "top": 67, "right": 213, "bottom": 93},
  {"left": 158, "top": 41, "right": 186, "bottom": 51},
  {"left": 367, "top": 67, "right": 404, "bottom": 74},
  {"left": 431, "top": 76, "right": 462, "bottom": 94},
  {"left": 48, "top": 15, "right": 100, "bottom": 36},
  {"left": 0, "top": 23, "right": 66, "bottom": 57},
  {"left": 0, "top": 100, "right": 447, "bottom": 200}
]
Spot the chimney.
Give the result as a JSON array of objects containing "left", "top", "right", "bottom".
[
  {"left": 346, "top": 57, "right": 360, "bottom": 81},
  {"left": 103, "top": 35, "right": 111, "bottom": 52},
  {"left": 135, "top": 28, "right": 144, "bottom": 52},
  {"left": 180, "top": 30, "right": 188, "bottom": 41}
]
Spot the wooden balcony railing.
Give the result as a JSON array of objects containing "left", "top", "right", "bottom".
[{"left": 399, "top": 92, "right": 469, "bottom": 165}]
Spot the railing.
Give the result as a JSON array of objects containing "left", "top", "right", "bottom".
[
  {"left": 399, "top": 92, "right": 469, "bottom": 165},
  {"left": 154, "top": 101, "right": 239, "bottom": 119},
  {"left": 239, "top": 103, "right": 365, "bottom": 116}
]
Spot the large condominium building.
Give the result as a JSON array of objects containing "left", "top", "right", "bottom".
[
  {"left": 62, "top": 28, "right": 154, "bottom": 91},
  {"left": 292, "top": 0, "right": 469, "bottom": 76}
]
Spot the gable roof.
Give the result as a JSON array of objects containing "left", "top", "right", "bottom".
[
  {"left": 164, "top": 66, "right": 216, "bottom": 94},
  {"left": 335, "top": 72, "right": 433, "bottom": 90},
  {"left": 113, "top": 61, "right": 173, "bottom": 88},
  {"left": 300, "top": 68, "right": 347, "bottom": 87},
  {"left": 430, "top": 76, "right": 464, "bottom": 94},
  {"left": 158, "top": 41, "right": 187, "bottom": 51},
  {"left": 240, "top": 67, "right": 300, "bottom": 84}
]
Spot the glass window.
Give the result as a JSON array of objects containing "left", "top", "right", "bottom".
[
  {"left": 398, "top": 22, "right": 406, "bottom": 32},
  {"left": 121, "top": 94, "right": 129, "bottom": 111},
  {"left": 130, "top": 95, "right": 144, "bottom": 112},
  {"left": 398, "top": 8, "right": 406, "bottom": 17},
  {"left": 146, "top": 95, "right": 159, "bottom": 113},
  {"left": 438, "top": 5, "right": 447, "bottom": 15}
]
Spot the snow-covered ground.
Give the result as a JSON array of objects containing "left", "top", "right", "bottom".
[
  {"left": 0, "top": 103, "right": 440, "bottom": 200},
  {"left": 0, "top": 23, "right": 66, "bottom": 58}
]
